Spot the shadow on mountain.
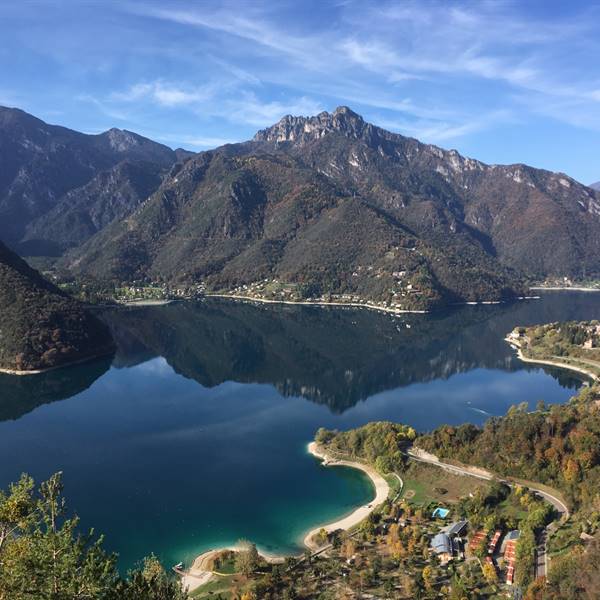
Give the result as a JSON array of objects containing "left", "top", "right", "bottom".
[
  {"left": 104, "top": 293, "right": 594, "bottom": 413},
  {"left": 0, "top": 356, "right": 112, "bottom": 421}
]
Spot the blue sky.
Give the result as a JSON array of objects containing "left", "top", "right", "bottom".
[{"left": 1, "top": 0, "right": 599, "bottom": 183}]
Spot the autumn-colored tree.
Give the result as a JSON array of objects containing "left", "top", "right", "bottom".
[
  {"left": 235, "top": 540, "right": 260, "bottom": 577},
  {"left": 422, "top": 565, "right": 435, "bottom": 591},
  {"left": 482, "top": 562, "right": 498, "bottom": 585}
]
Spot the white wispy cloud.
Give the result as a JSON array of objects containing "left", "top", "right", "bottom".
[
  {"left": 219, "top": 93, "right": 325, "bottom": 127},
  {"left": 111, "top": 80, "right": 218, "bottom": 107},
  {"left": 156, "top": 133, "right": 237, "bottom": 148},
  {"left": 97, "top": 1, "right": 600, "bottom": 145},
  {"left": 376, "top": 109, "right": 515, "bottom": 144},
  {"left": 77, "top": 94, "right": 131, "bottom": 121}
]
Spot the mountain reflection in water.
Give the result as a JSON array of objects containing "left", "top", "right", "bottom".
[
  {"left": 105, "top": 293, "right": 590, "bottom": 412},
  {"left": 1, "top": 292, "right": 594, "bottom": 422}
]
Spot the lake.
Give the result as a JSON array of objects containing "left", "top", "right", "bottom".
[{"left": 0, "top": 291, "right": 598, "bottom": 570}]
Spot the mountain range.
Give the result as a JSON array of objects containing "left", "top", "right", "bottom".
[
  {"left": 591, "top": 181, "right": 600, "bottom": 191},
  {"left": 0, "top": 106, "right": 191, "bottom": 255},
  {"left": 2, "top": 105, "right": 600, "bottom": 311},
  {"left": 0, "top": 240, "right": 114, "bottom": 373}
]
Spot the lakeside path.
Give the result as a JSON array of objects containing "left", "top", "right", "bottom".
[
  {"left": 304, "top": 442, "right": 390, "bottom": 550},
  {"left": 0, "top": 351, "right": 113, "bottom": 376},
  {"left": 505, "top": 337, "right": 599, "bottom": 383},
  {"left": 204, "top": 293, "right": 428, "bottom": 315},
  {"left": 530, "top": 286, "right": 600, "bottom": 293},
  {"left": 181, "top": 442, "right": 390, "bottom": 592}
]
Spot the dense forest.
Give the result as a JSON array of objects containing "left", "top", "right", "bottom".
[
  {"left": 315, "top": 422, "right": 417, "bottom": 472},
  {"left": 417, "top": 387, "right": 600, "bottom": 509}
]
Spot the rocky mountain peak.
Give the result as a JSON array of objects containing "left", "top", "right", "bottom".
[
  {"left": 253, "top": 105, "right": 370, "bottom": 145},
  {"left": 102, "top": 128, "right": 145, "bottom": 152}
]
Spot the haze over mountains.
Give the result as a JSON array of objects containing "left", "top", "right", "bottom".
[
  {"left": 2, "top": 105, "right": 600, "bottom": 311},
  {"left": 591, "top": 182, "right": 600, "bottom": 191}
]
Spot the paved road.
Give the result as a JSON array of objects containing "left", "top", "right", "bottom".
[{"left": 535, "top": 528, "right": 548, "bottom": 578}]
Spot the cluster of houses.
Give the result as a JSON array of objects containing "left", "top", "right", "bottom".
[
  {"left": 430, "top": 519, "right": 468, "bottom": 564},
  {"left": 582, "top": 323, "right": 600, "bottom": 349},
  {"left": 429, "top": 509, "right": 521, "bottom": 586},
  {"left": 503, "top": 530, "right": 520, "bottom": 585}
]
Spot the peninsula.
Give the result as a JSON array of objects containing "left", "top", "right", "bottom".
[
  {"left": 506, "top": 321, "right": 600, "bottom": 382},
  {"left": 185, "top": 394, "right": 600, "bottom": 599}
]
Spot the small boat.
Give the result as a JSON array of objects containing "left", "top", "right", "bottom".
[{"left": 173, "top": 562, "right": 184, "bottom": 570}]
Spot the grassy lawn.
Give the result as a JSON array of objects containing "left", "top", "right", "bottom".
[
  {"left": 384, "top": 473, "right": 404, "bottom": 498},
  {"left": 213, "top": 555, "right": 237, "bottom": 575},
  {"left": 189, "top": 574, "right": 235, "bottom": 599},
  {"left": 399, "top": 461, "right": 491, "bottom": 506},
  {"left": 495, "top": 497, "right": 528, "bottom": 522}
]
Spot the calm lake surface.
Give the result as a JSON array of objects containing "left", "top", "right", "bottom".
[{"left": 0, "top": 291, "right": 598, "bottom": 569}]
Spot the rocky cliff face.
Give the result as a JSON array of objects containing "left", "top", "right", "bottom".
[{"left": 0, "top": 241, "right": 114, "bottom": 373}]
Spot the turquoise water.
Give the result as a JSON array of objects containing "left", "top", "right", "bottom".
[{"left": 0, "top": 291, "right": 597, "bottom": 569}]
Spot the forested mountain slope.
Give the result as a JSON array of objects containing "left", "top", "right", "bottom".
[
  {"left": 63, "top": 107, "right": 600, "bottom": 309},
  {"left": 0, "top": 241, "right": 114, "bottom": 372}
]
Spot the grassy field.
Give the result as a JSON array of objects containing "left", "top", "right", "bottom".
[
  {"left": 189, "top": 574, "right": 235, "bottom": 599},
  {"left": 399, "top": 461, "right": 491, "bottom": 505}
]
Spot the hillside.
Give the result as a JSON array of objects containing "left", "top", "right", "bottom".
[
  {"left": 0, "top": 105, "right": 184, "bottom": 253},
  {"left": 591, "top": 181, "right": 600, "bottom": 191},
  {"left": 0, "top": 241, "right": 114, "bottom": 373},
  {"left": 3, "top": 105, "right": 600, "bottom": 310},
  {"left": 60, "top": 107, "right": 600, "bottom": 310},
  {"left": 22, "top": 160, "right": 166, "bottom": 254}
]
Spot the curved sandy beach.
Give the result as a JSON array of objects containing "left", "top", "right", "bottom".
[
  {"left": 304, "top": 442, "right": 389, "bottom": 550},
  {"left": 181, "top": 545, "right": 285, "bottom": 593},
  {"left": 181, "top": 442, "right": 390, "bottom": 591}
]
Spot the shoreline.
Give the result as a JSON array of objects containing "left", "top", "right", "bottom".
[
  {"left": 530, "top": 286, "right": 600, "bottom": 293},
  {"left": 203, "top": 292, "right": 540, "bottom": 315},
  {"left": 505, "top": 338, "right": 599, "bottom": 382},
  {"left": 204, "top": 293, "right": 429, "bottom": 314},
  {"left": 180, "top": 442, "right": 389, "bottom": 592},
  {"left": 303, "top": 442, "right": 390, "bottom": 550},
  {"left": 119, "top": 299, "right": 175, "bottom": 307},
  {"left": 0, "top": 350, "right": 114, "bottom": 377}
]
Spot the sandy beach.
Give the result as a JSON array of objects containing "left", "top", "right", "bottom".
[
  {"left": 180, "top": 550, "right": 218, "bottom": 593},
  {"left": 181, "top": 544, "right": 285, "bottom": 593},
  {"left": 180, "top": 442, "right": 390, "bottom": 590},
  {"left": 303, "top": 442, "right": 390, "bottom": 550}
]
